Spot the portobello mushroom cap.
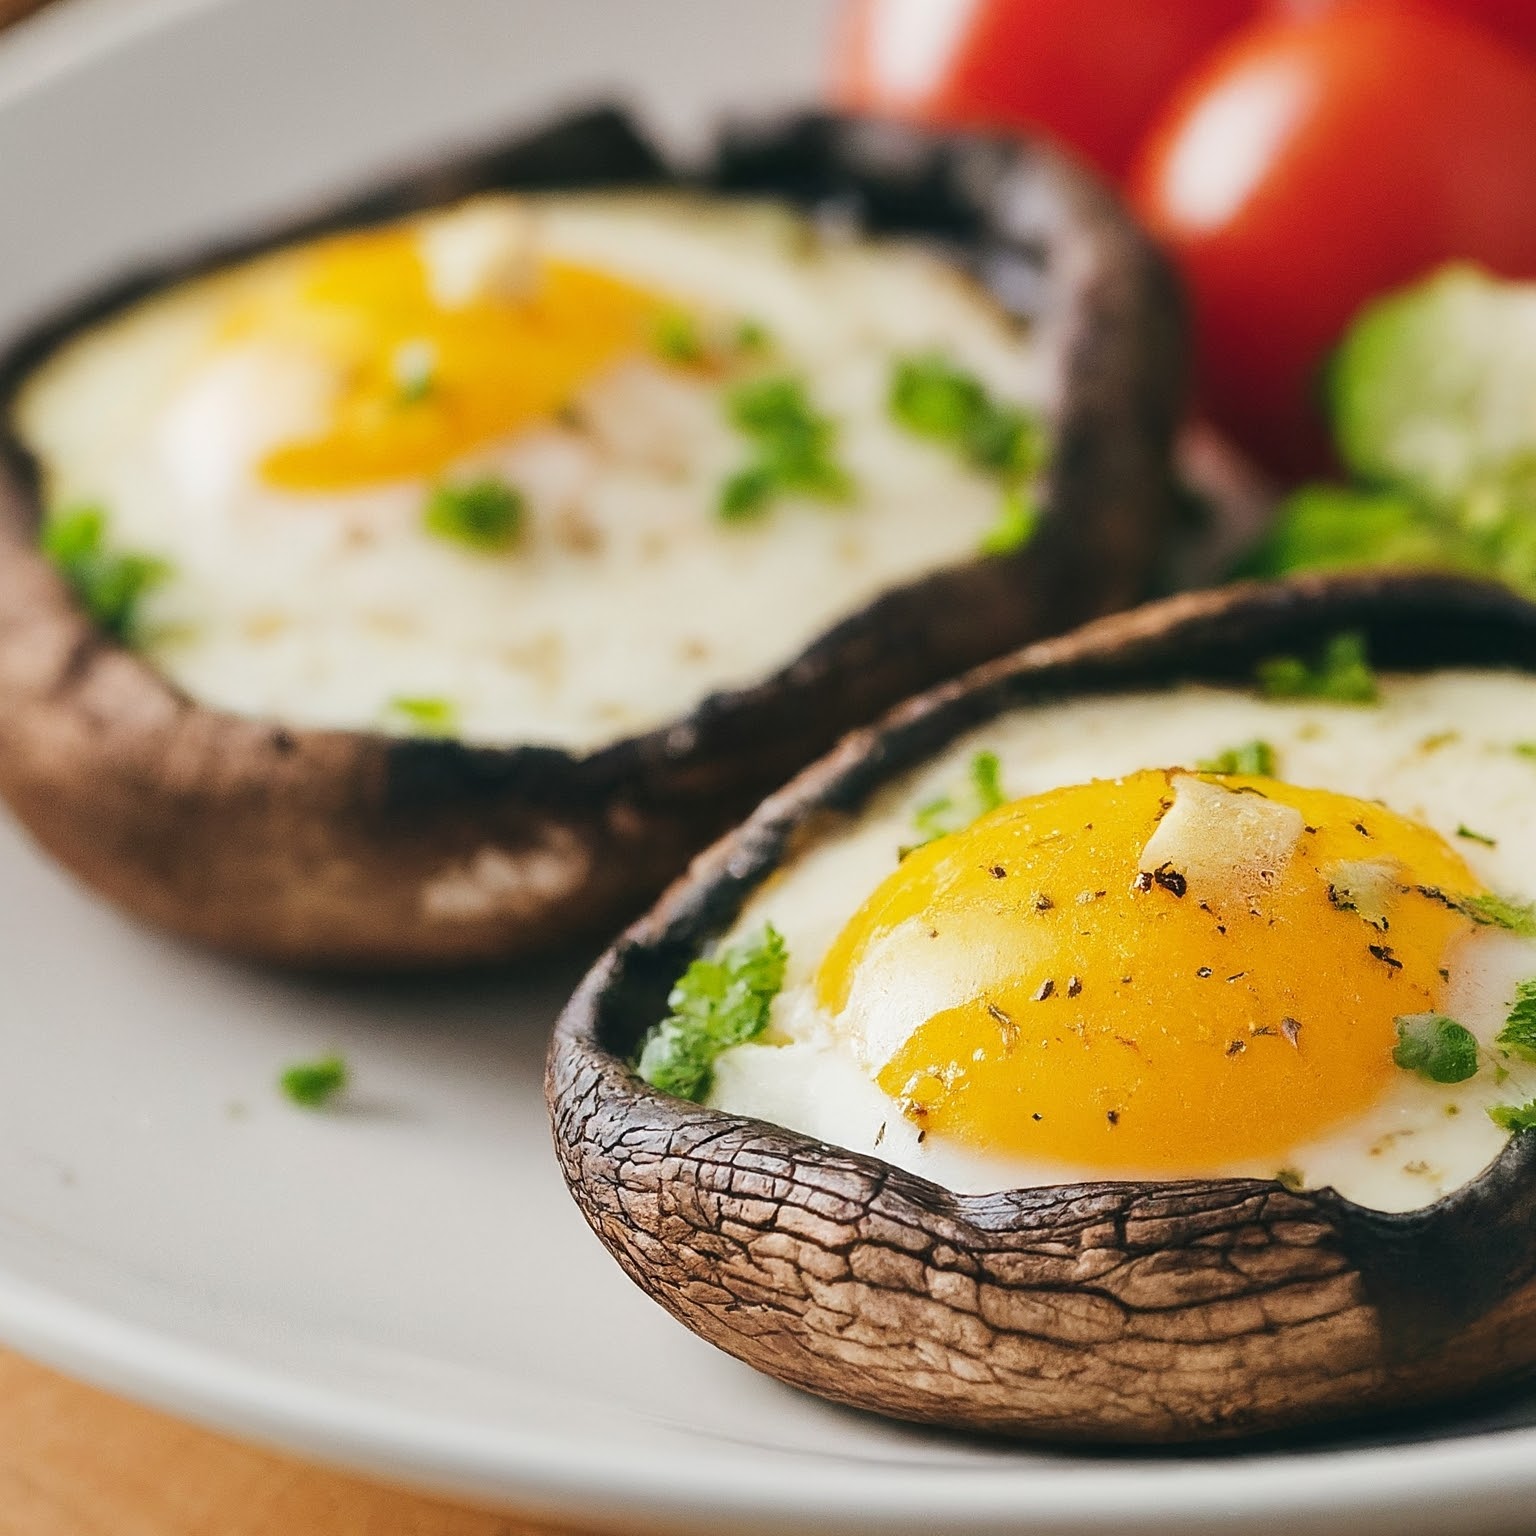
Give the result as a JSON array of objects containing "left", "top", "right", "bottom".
[
  {"left": 548, "top": 570, "right": 1536, "bottom": 1443},
  {"left": 0, "top": 109, "right": 1181, "bottom": 968}
]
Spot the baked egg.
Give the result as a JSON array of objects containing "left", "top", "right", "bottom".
[
  {"left": 13, "top": 193, "right": 1047, "bottom": 750},
  {"left": 697, "top": 661, "right": 1536, "bottom": 1211}
]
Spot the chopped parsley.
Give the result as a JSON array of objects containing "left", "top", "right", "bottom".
[
  {"left": 423, "top": 477, "right": 524, "bottom": 552},
  {"left": 386, "top": 695, "right": 458, "bottom": 737},
  {"left": 719, "top": 376, "right": 852, "bottom": 521},
  {"left": 1490, "top": 1099, "right": 1536, "bottom": 1133},
  {"left": 1256, "top": 630, "right": 1379, "bottom": 705},
  {"left": 42, "top": 504, "right": 169, "bottom": 643},
  {"left": 978, "top": 487, "right": 1040, "bottom": 557},
  {"left": 1516, "top": 742, "right": 1536, "bottom": 760},
  {"left": 1496, "top": 978, "right": 1536, "bottom": 1061},
  {"left": 1393, "top": 1013, "right": 1480, "bottom": 1083},
  {"left": 1457, "top": 823, "right": 1497, "bottom": 847},
  {"left": 652, "top": 310, "right": 704, "bottom": 365},
  {"left": 887, "top": 353, "right": 1047, "bottom": 555},
  {"left": 635, "top": 925, "right": 788, "bottom": 1102},
  {"left": 888, "top": 354, "right": 1044, "bottom": 478},
  {"left": 1461, "top": 891, "right": 1536, "bottom": 938},
  {"left": 1197, "top": 739, "right": 1277, "bottom": 776},
  {"left": 906, "top": 750, "right": 1008, "bottom": 852},
  {"left": 279, "top": 1053, "right": 348, "bottom": 1108}
]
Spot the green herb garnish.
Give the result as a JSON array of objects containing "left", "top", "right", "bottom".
[
  {"left": 1197, "top": 739, "right": 1277, "bottom": 776},
  {"left": 719, "top": 376, "right": 852, "bottom": 521},
  {"left": 1457, "top": 824, "right": 1497, "bottom": 847},
  {"left": 1393, "top": 1013, "right": 1480, "bottom": 1084},
  {"left": 888, "top": 353, "right": 1047, "bottom": 555},
  {"left": 906, "top": 750, "right": 1008, "bottom": 852},
  {"left": 279, "top": 1053, "right": 348, "bottom": 1108},
  {"left": 42, "top": 504, "right": 169, "bottom": 643},
  {"left": 1256, "top": 631, "right": 1379, "bottom": 705},
  {"left": 653, "top": 310, "right": 704, "bottom": 365},
  {"left": 888, "top": 354, "right": 1044, "bottom": 478},
  {"left": 1496, "top": 979, "right": 1536, "bottom": 1061},
  {"left": 1490, "top": 1099, "right": 1536, "bottom": 1133},
  {"left": 635, "top": 924, "right": 788, "bottom": 1102},
  {"left": 423, "top": 477, "right": 523, "bottom": 552},
  {"left": 1461, "top": 891, "right": 1536, "bottom": 938},
  {"left": 978, "top": 486, "right": 1040, "bottom": 557},
  {"left": 386, "top": 695, "right": 458, "bottom": 737}
]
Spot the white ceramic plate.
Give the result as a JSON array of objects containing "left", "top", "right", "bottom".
[{"left": 3, "top": 3, "right": 1536, "bottom": 1531}]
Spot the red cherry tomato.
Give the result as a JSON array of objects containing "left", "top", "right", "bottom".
[
  {"left": 833, "top": 0, "right": 1262, "bottom": 181},
  {"left": 1131, "top": 1, "right": 1536, "bottom": 477},
  {"left": 1276, "top": 0, "right": 1536, "bottom": 57}
]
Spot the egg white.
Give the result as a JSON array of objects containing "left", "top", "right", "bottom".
[
  {"left": 14, "top": 194, "right": 1047, "bottom": 751},
  {"left": 709, "top": 672, "right": 1536, "bottom": 1212}
]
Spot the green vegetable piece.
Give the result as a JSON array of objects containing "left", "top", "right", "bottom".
[
  {"left": 1332, "top": 264, "right": 1536, "bottom": 502},
  {"left": 979, "top": 487, "right": 1040, "bottom": 557},
  {"left": 1392, "top": 1013, "right": 1480, "bottom": 1084},
  {"left": 890, "top": 353, "right": 989, "bottom": 440},
  {"left": 905, "top": 750, "right": 1009, "bottom": 853},
  {"left": 720, "top": 375, "right": 852, "bottom": 520},
  {"left": 653, "top": 310, "right": 704, "bottom": 365},
  {"left": 1461, "top": 891, "right": 1536, "bottom": 938},
  {"left": 1197, "top": 739, "right": 1277, "bottom": 777},
  {"left": 423, "top": 477, "right": 524, "bottom": 551},
  {"left": 1457, "top": 824, "right": 1497, "bottom": 847},
  {"left": 280, "top": 1053, "right": 348, "bottom": 1108},
  {"left": 888, "top": 353, "right": 1046, "bottom": 481},
  {"left": 1256, "top": 631, "right": 1379, "bottom": 705},
  {"left": 1497, "top": 978, "right": 1536, "bottom": 1062},
  {"left": 386, "top": 696, "right": 458, "bottom": 737},
  {"left": 970, "top": 750, "right": 1005, "bottom": 814},
  {"left": 635, "top": 925, "right": 788, "bottom": 1102},
  {"left": 1237, "top": 483, "right": 1461, "bottom": 581},
  {"left": 42, "top": 504, "right": 170, "bottom": 643},
  {"left": 1490, "top": 1098, "right": 1536, "bottom": 1133}
]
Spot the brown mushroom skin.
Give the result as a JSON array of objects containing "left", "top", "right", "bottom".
[
  {"left": 548, "top": 571, "right": 1536, "bottom": 1442},
  {"left": 0, "top": 110, "right": 1180, "bottom": 968}
]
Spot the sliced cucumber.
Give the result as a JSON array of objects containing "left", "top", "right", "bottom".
[{"left": 1333, "top": 264, "right": 1536, "bottom": 500}]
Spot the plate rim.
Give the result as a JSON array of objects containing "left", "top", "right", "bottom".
[{"left": 4, "top": 2, "right": 1536, "bottom": 1530}]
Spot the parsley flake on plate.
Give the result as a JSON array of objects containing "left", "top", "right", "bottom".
[
  {"left": 1256, "top": 630, "right": 1379, "bottom": 705},
  {"left": 42, "top": 503, "right": 170, "bottom": 643},
  {"left": 423, "top": 476, "right": 524, "bottom": 552},
  {"left": 636, "top": 925, "right": 788, "bottom": 1102},
  {"left": 279, "top": 1053, "right": 349, "bottom": 1109},
  {"left": 1393, "top": 1013, "right": 1480, "bottom": 1084}
]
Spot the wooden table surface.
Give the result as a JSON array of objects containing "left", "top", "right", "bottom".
[{"left": 0, "top": 1346, "right": 593, "bottom": 1536}]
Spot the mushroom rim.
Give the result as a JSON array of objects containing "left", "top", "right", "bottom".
[
  {"left": 547, "top": 570, "right": 1536, "bottom": 1437},
  {"left": 0, "top": 105, "right": 1182, "bottom": 808}
]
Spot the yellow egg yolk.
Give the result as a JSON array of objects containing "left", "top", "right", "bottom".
[
  {"left": 816, "top": 770, "right": 1487, "bottom": 1173},
  {"left": 220, "top": 221, "right": 670, "bottom": 491}
]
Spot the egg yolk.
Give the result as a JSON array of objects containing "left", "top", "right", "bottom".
[
  {"left": 816, "top": 770, "right": 1486, "bottom": 1173},
  {"left": 221, "top": 221, "right": 669, "bottom": 491}
]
